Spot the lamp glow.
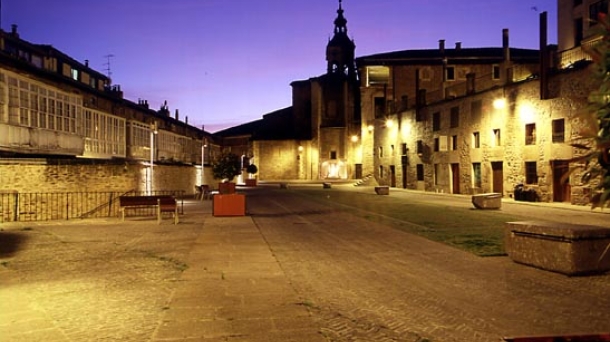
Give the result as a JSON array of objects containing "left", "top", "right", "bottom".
[{"left": 493, "top": 98, "right": 506, "bottom": 110}]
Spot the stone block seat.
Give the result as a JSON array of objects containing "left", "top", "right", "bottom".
[
  {"left": 471, "top": 193, "right": 502, "bottom": 209},
  {"left": 375, "top": 186, "right": 390, "bottom": 195},
  {"left": 505, "top": 221, "right": 610, "bottom": 276}
]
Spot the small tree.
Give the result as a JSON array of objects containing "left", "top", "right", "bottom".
[
  {"left": 212, "top": 152, "right": 241, "bottom": 182},
  {"left": 246, "top": 163, "right": 258, "bottom": 178}
]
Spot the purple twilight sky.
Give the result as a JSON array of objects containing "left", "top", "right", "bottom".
[{"left": 3, "top": 0, "right": 557, "bottom": 133}]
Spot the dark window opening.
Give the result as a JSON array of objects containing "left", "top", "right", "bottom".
[
  {"left": 552, "top": 119, "right": 565, "bottom": 143},
  {"left": 450, "top": 106, "right": 459, "bottom": 128},
  {"left": 374, "top": 97, "right": 386, "bottom": 118},
  {"left": 525, "top": 123, "right": 536, "bottom": 145},
  {"left": 590, "top": 0, "right": 608, "bottom": 23},
  {"left": 473, "top": 132, "right": 480, "bottom": 148},
  {"left": 416, "top": 164, "right": 424, "bottom": 181},
  {"left": 432, "top": 112, "right": 441, "bottom": 131},
  {"left": 446, "top": 66, "right": 455, "bottom": 81},
  {"left": 492, "top": 65, "right": 501, "bottom": 80},
  {"left": 525, "top": 161, "right": 538, "bottom": 184}
]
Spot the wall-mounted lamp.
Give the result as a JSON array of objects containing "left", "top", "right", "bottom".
[
  {"left": 385, "top": 119, "right": 394, "bottom": 128},
  {"left": 493, "top": 98, "right": 507, "bottom": 110},
  {"left": 298, "top": 145, "right": 304, "bottom": 153},
  {"left": 351, "top": 135, "right": 359, "bottom": 143},
  {"left": 367, "top": 124, "right": 374, "bottom": 132}
]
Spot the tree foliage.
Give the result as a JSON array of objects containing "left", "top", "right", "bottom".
[
  {"left": 246, "top": 163, "right": 258, "bottom": 175},
  {"left": 212, "top": 152, "right": 241, "bottom": 182},
  {"left": 575, "top": 13, "right": 610, "bottom": 208}
]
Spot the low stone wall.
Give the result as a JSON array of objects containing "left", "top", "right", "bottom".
[
  {"left": 505, "top": 221, "right": 610, "bottom": 276},
  {"left": 0, "top": 162, "right": 198, "bottom": 195}
]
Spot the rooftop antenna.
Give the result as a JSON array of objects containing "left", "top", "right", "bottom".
[{"left": 103, "top": 54, "right": 114, "bottom": 80}]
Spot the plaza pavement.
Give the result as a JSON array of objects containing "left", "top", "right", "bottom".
[{"left": 1, "top": 185, "right": 609, "bottom": 341}]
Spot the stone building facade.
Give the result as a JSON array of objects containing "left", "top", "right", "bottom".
[{"left": 371, "top": 63, "right": 596, "bottom": 204}]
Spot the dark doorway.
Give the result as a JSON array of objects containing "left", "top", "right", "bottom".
[
  {"left": 451, "top": 163, "right": 460, "bottom": 194},
  {"left": 390, "top": 165, "right": 396, "bottom": 187},
  {"left": 402, "top": 164, "right": 407, "bottom": 189},
  {"left": 552, "top": 160, "right": 571, "bottom": 202},
  {"left": 491, "top": 161, "right": 504, "bottom": 195},
  {"left": 355, "top": 163, "right": 362, "bottom": 179}
]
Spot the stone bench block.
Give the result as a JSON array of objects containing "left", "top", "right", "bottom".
[
  {"left": 323, "top": 183, "right": 332, "bottom": 189},
  {"left": 505, "top": 221, "right": 610, "bottom": 276},
  {"left": 471, "top": 193, "right": 502, "bottom": 209},
  {"left": 375, "top": 186, "right": 389, "bottom": 195}
]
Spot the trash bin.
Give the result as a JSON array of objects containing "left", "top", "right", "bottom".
[{"left": 514, "top": 184, "right": 524, "bottom": 201}]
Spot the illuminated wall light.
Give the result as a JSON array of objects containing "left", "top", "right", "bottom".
[
  {"left": 385, "top": 119, "right": 394, "bottom": 128},
  {"left": 298, "top": 145, "right": 304, "bottom": 152},
  {"left": 351, "top": 135, "right": 359, "bottom": 143},
  {"left": 518, "top": 102, "right": 536, "bottom": 123},
  {"left": 493, "top": 98, "right": 507, "bottom": 110},
  {"left": 367, "top": 124, "right": 374, "bottom": 132},
  {"left": 401, "top": 121, "right": 412, "bottom": 138}
]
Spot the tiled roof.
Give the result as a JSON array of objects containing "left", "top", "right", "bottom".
[{"left": 357, "top": 47, "right": 539, "bottom": 65}]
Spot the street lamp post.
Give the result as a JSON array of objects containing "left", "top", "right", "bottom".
[
  {"left": 149, "top": 122, "right": 157, "bottom": 195},
  {"left": 201, "top": 139, "right": 207, "bottom": 185}
]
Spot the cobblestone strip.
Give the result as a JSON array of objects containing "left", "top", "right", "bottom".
[{"left": 249, "top": 190, "right": 610, "bottom": 342}]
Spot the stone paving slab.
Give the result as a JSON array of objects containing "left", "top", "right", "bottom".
[
  {"left": 151, "top": 215, "right": 324, "bottom": 341},
  {"left": 3, "top": 188, "right": 610, "bottom": 341}
]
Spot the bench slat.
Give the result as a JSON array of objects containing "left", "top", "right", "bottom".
[{"left": 119, "top": 195, "right": 178, "bottom": 224}]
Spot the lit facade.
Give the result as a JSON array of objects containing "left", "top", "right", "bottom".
[{"left": 360, "top": 9, "right": 600, "bottom": 204}]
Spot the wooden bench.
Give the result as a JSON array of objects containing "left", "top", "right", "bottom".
[
  {"left": 505, "top": 221, "right": 610, "bottom": 275},
  {"left": 119, "top": 195, "right": 179, "bottom": 224}
]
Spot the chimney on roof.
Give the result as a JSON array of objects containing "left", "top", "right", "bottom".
[
  {"left": 185, "top": 116, "right": 188, "bottom": 124},
  {"left": 175, "top": 109, "right": 179, "bottom": 121},
  {"left": 439, "top": 39, "right": 445, "bottom": 54},
  {"left": 503, "top": 28, "right": 510, "bottom": 61},
  {"left": 85, "top": 60, "right": 89, "bottom": 67},
  {"left": 11, "top": 24, "right": 19, "bottom": 38},
  {"left": 455, "top": 42, "right": 462, "bottom": 50}
]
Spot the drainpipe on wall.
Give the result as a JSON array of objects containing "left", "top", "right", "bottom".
[
  {"left": 539, "top": 11, "right": 550, "bottom": 100},
  {"left": 439, "top": 39, "right": 447, "bottom": 98},
  {"left": 502, "top": 28, "right": 513, "bottom": 84}
]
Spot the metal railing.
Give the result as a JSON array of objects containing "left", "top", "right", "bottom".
[{"left": 0, "top": 190, "right": 185, "bottom": 223}]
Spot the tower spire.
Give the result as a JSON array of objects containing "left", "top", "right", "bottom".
[
  {"left": 334, "top": 0, "right": 348, "bottom": 35},
  {"left": 326, "top": 0, "right": 356, "bottom": 78}
]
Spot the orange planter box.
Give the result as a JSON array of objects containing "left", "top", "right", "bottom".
[{"left": 213, "top": 194, "right": 246, "bottom": 216}]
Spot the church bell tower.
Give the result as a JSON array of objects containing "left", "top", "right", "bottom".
[{"left": 326, "top": 0, "right": 357, "bottom": 81}]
